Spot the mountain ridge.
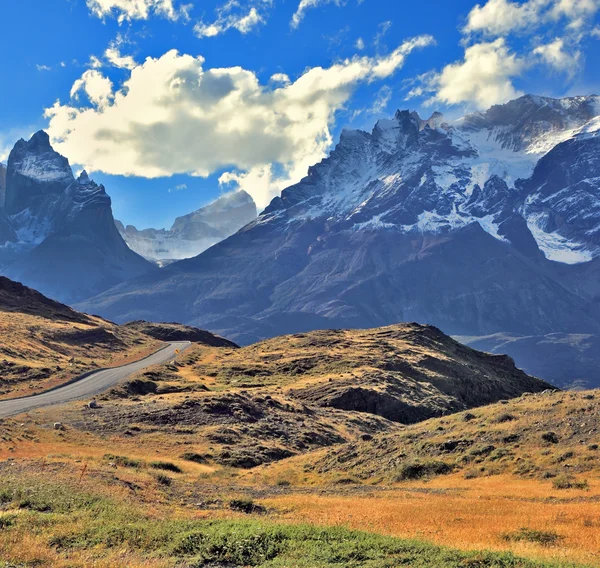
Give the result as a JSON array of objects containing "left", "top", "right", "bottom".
[{"left": 77, "top": 94, "right": 600, "bottom": 387}]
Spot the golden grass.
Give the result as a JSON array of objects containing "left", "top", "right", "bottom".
[
  {"left": 0, "top": 311, "right": 161, "bottom": 399},
  {"left": 262, "top": 473, "right": 600, "bottom": 566}
]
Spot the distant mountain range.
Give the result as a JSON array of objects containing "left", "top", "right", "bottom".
[
  {"left": 115, "top": 190, "right": 257, "bottom": 266},
  {"left": 76, "top": 94, "right": 600, "bottom": 387}
]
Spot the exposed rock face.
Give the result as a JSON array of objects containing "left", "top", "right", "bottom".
[
  {"left": 0, "top": 133, "right": 155, "bottom": 303},
  {"left": 77, "top": 95, "right": 600, "bottom": 386},
  {"left": 0, "top": 163, "right": 6, "bottom": 203},
  {"left": 116, "top": 190, "right": 257, "bottom": 264}
]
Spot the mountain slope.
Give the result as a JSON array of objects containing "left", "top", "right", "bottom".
[
  {"left": 0, "top": 132, "right": 155, "bottom": 303},
  {"left": 116, "top": 190, "right": 257, "bottom": 265},
  {"left": 78, "top": 95, "right": 600, "bottom": 386},
  {"left": 0, "top": 276, "right": 162, "bottom": 400}
]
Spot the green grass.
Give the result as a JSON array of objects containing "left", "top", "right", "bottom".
[{"left": 0, "top": 476, "right": 588, "bottom": 568}]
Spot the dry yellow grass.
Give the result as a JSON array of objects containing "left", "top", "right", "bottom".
[
  {"left": 0, "top": 310, "right": 161, "bottom": 399},
  {"left": 260, "top": 473, "right": 600, "bottom": 566}
]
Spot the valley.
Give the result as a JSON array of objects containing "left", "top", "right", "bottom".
[{"left": 0, "top": 280, "right": 597, "bottom": 566}]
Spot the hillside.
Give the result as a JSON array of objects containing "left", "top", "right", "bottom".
[
  {"left": 0, "top": 277, "right": 163, "bottom": 399},
  {"left": 0, "top": 330, "right": 598, "bottom": 566},
  {"left": 123, "top": 320, "right": 239, "bottom": 347},
  {"left": 313, "top": 388, "right": 600, "bottom": 483}
]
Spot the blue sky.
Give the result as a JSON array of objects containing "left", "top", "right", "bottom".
[{"left": 0, "top": 0, "right": 599, "bottom": 229}]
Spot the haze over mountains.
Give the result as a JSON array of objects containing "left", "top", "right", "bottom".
[
  {"left": 1, "top": 95, "right": 600, "bottom": 387},
  {"left": 116, "top": 190, "right": 257, "bottom": 266}
]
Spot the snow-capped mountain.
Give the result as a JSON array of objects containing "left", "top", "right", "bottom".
[
  {"left": 0, "top": 132, "right": 155, "bottom": 302},
  {"left": 116, "top": 190, "right": 257, "bottom": 265},
  {"left": 74, "top": 94, "right": 600, "bottom": 386}
]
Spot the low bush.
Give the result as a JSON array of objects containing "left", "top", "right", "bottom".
[
  {"left": 154, "top": 473, "right": 172, "bottom": 486},
  {"left": 180, "top": 452, "right": 209, "bottom": 464},
  {"left": 103, "top": 454, "right": 143, "bottom": 468},
  {"left": 150, "top": 461, "right": 183, "bottom": 473},
  {"left": 394, "top": 460, "right": 452, "bottom": 481},
  {"left": 552, "top": 475, "right": 589, "bottom": 490},
  {"left": 502, "top": 528, "right": 563, "bottom": 547}
]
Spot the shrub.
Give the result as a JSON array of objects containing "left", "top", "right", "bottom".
[
  {"left": 542, "top": 432, "right": 560, "bottom": 444},
  {"left": 229, "top": 499, "right": 266, "bottom": 514},
  {"left": 503, "top": 528, "right": 563, "bottom": 547},
  {"left": 494, "top": 413, "right": 516, "bottom": 424},
  {"left": 394, "top": 460, "right": 452, "bottom": 481},
  {"left": 154, "top": 473, "right": 172, "bottom": 486},
  {"left": 103, "top": 454, "right": 143, "bottom": 468},
  {"left": 150, "top": 461, "right": 182, "bottom": 473},
  {"left": 180, "top": 452, "right": 209, "bottom": 464},
  {"left": 552, "top": 475, "right": 589, "bottom": 490}
]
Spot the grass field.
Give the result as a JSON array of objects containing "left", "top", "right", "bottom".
[{"left": 0, "top": 474, "right": 589, "bottom": 568}]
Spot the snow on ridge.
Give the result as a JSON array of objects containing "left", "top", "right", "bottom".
[{"left": 526, "top": 212, "right": 594, "bottom": 265}]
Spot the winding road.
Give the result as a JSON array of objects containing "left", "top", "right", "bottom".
[{"left": 0, "top": 341, "right": 191, "bottom": 418}]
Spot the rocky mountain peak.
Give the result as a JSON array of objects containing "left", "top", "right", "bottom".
[
  {"left": 5, "top": 130, "right": 74, "bottom": 217},
  {"left": 78, "top": 170, "right": 91, "bottom": 185}
]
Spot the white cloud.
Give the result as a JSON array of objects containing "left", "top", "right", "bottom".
[
  {"left": 168, "top": 183, "right": 188, "bottom": 193},
  {"left": 195, "top": 6, "right": 264, "bottom": 38},
  {"left": 369, "top": 85, "right": 392, "bottom": 114},
  {"left": 86, "top": 0, "right": 189, "bottom": 23},
  {"left": 409, "top": 0, "right": 598, "bottom": 110},
  {"left": 533, "top": 37, "right": 581, "bottom": 75},
  {"left": 464, "top": 0, "right": 599, "bottom": 36},
  {"left": 36, "top": 64, "right": 52, "bottom": 71},
  {"left": 45, "top": 36, "right": 433, "bottom": 208},
  {"left": 105, "top": 45, "right": 137, "bottom": 70},
  {"left": 291, "top": 0, "right": 345, "bottom": 29},
  {"left": 70, "top": 70, "right": 114, "bottom": 108},
  {"left": 355, "top": 37, "right": 365, "bottom": 50},
  {"left": 270, "top": 73, "right": 291, "bottom": 84},
  {"left": 426, "top": 39, "right": 525, "bottom": 109}
]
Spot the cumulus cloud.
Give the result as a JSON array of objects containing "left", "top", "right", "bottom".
[
  {"left": 45, "top": 36, "right": 433, "bottom": 208},
  {"left": 533, "top": 37, "right": 582, "bottom": 75},
  {"left": 69, "top": 70, "right": 114, "bottom": 108},
  {"left": 194, "top": 4, "right": 265, "bottom": 38},
  {"left": 86, "top": 0, "right": 189, "bottom": 22},
  {"left": 426, "top": 39, "right": 525, "bottom": 109},
  {"left": 105, "top": 37, "right": 137, "bottom": 70},
  {"left": 408, "top": 0, "right": 598, "bottom": 110},
  {"left": 464, "top": 0, "right": 598, "bottom": 36},
  {"left": 291, "top": 0, "right": 345, "bottom": 29}
]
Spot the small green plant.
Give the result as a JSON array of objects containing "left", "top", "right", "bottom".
[
  {"left": 502, "top": 528, "right": 563, "bottom": 547},
  {"left": 494, "top": 413, "right": 516, "bottom": 423},
  {"left": 150, "top": 461, "right": 182, "bottom": 473}
]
